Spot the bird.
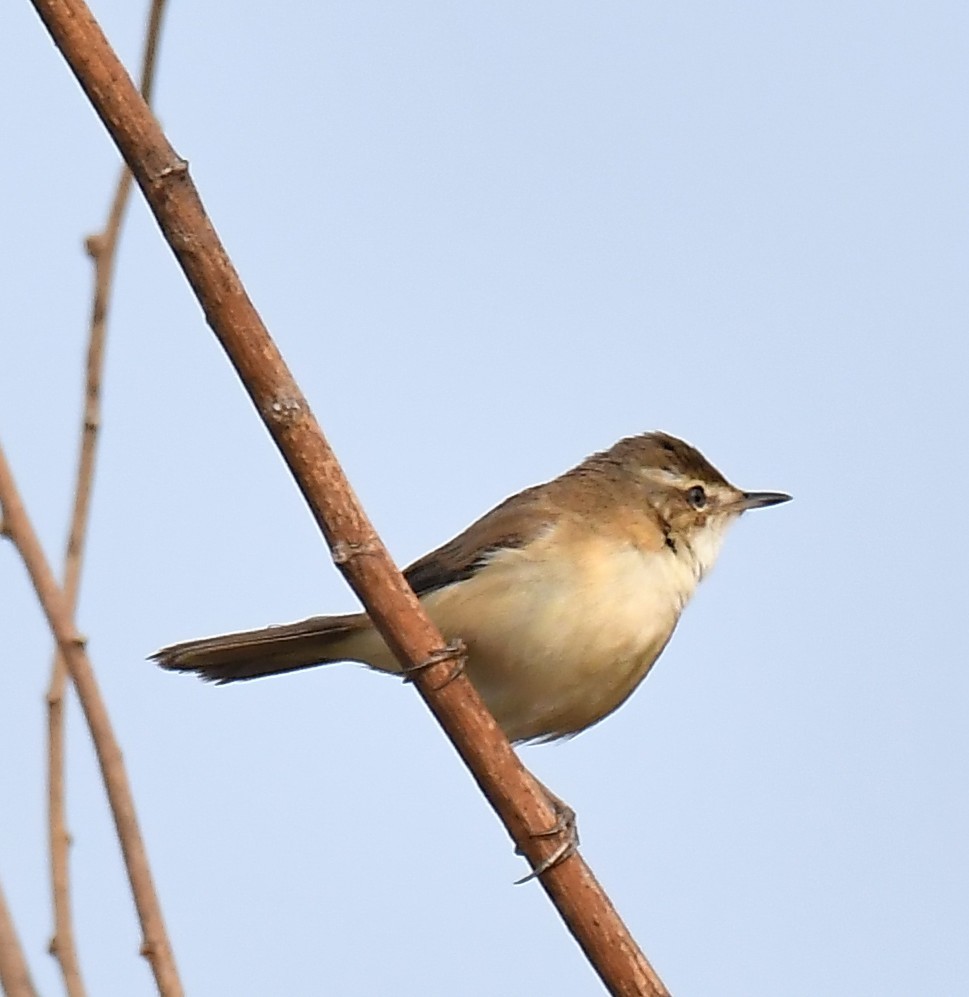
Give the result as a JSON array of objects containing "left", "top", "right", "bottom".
[{"left": 153, "top": 432, "right": 790, "bottom": 744}]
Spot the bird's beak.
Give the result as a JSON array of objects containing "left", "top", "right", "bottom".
[{"left": 738, "top": 490, "right": 792, "bottom": 511}]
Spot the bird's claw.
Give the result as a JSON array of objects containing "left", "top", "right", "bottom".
[
  {"left": 401, "top": 639, "right": 467, "bottom": 689},
  {"left": 514, "top": 789, "right": 579, "bottom": 884}
]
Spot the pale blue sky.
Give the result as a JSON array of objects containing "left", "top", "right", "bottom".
[{"left": 2, "top": 3, "right": 967, "bottom": 995}]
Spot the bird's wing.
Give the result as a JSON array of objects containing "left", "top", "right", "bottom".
[{"left": 403, "top": 486, "right": 554, "bottom": 597}]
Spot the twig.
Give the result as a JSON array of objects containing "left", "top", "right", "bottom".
[
  {"left": 45, "top": 4, "right": 169, "bottom": 993},
  {"left": 0, "top": 881, "right": 39, "bottom": 997},
  {"left": 27, "top": 1, "right": 670, "bottom": 993},
  {"left": 0, "top": 444, "right": 183, "bottom": 997}
]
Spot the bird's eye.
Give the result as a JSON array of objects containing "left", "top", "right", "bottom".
[{"left": 686, "top": 485, "right": 707, "bottom": 509}]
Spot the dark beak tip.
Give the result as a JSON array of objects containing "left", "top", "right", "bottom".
[{"left": 742, "top": 490, "right": 793, "bottom": 510}]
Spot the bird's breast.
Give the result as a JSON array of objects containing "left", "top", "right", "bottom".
[{"left": 421, "top": 524, "right": 700, "bottom": 742}]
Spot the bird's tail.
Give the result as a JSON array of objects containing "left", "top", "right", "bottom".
[{"left": 151, "top": 612, "right": 386, "bottom": 684}]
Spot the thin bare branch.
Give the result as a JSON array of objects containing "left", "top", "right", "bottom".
[
  {"left": 46, "top": 5, "right": 169, "bottom": 993},
  {"left": 26, "top": 1, "right": 669, "bottom": 993},
  {"left": 0, "top": 881, "right": 39, "bottom": 997},
  {"left": 0, "top": 444, "right": 183, "bottom": 997},
  {"left": 47, "top": 686, "right": 81, "bottom": 995}
]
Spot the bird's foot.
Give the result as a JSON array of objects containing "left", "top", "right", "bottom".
[
  {"left": 514, "top": 784, "right": 579, "bottom": 884},
  {"left": 400, "top": 639, "right": 467, "bottom": 689}
]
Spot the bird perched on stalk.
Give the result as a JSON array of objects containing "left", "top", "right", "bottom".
[{"left": 154, "top": 432, "right": 790, "bottom": 743}]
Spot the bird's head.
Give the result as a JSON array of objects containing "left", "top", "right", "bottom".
[{"left": 606, "top": 431, "right": 791, "bottom": 578}]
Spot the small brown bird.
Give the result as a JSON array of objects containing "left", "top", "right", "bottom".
[{"left": 154, "top": 433, "right": 789, "bottom": 743}]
